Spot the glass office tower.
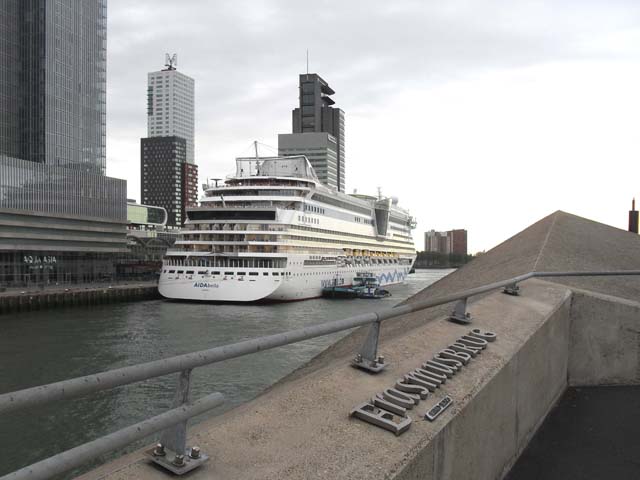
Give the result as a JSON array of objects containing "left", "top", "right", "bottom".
[
  {"left": 0, "top": 0, "right": 107, "bottom": 172},
  {"left": 0, "top": 0, "right": 127, "bottom": 287}
]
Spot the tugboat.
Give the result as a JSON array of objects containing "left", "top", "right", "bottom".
[
  {"left": 354, "top": 273, "right": 391, "bottom": 299},
  {"left": 322, "top": 272, "right": 391, "bottom": 299}
]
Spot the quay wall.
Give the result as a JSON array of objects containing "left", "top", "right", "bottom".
[
  {"left": 0, "top": 284, "right": 160, "bottom": 315},
  {"left": 396, "top": 286, "right": 640, "bottom": 480}
]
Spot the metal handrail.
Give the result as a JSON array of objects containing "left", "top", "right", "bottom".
[{"left": 1, "top": 269, "right": 639, "bottom": 480}]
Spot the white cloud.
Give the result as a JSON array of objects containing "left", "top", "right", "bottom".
[{"left": 106, "top": 0, "right": 640, "bottom": 252}]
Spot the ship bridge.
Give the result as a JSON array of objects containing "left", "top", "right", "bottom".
[{"left": 232, "top": 156, "right": 320, "bottom": 183}]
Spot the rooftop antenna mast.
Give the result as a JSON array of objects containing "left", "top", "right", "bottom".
[
  {"left": 306, "top": 49, "right": 309, "bottom": 74},
  {"left": 164, "top": 53, "right": 178, "bottom": 71}
]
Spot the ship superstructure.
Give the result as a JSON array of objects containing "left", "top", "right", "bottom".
[{"left": 158, "top": 156, "right": 416, "bottom": 301}]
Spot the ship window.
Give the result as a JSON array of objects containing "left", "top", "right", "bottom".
[
  {"left": 237, "top": 272, "right": 246, "bottom": 276},
  {"left": 212, "top": 271, "right": 221, "bottom": 275},
  {"left": 177, "top": 270, "right": 184, "bottom": 274},
  {"left": 186, "top": 270, "right": 195, "bottom": 274},
  {"left": 272, "top": 272, "right": 279, "bottom": 276},
  {"left": 249, "top": 272, "right": 258, "bottom": 276},
  {"left": 263, "top": 272, "right": 269, "bottom": 276},
  {"left": 224, "top": 272, "right": 234, "bottom": 275},
  {"left": 169, "top": 270, "right": 175, "bottom": 273},
  {"left": 198, "top": 271, "right": 207, "bottom": 274}
]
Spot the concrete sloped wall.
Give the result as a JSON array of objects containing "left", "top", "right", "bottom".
[
  {"left": 569, "top": 289, "right": 640, "bottom": 386},
  {"left": 395, "top": 284, "right": 640, "bottom": 480},
  {"left": 395, "top": 289, "right": 572, "bottom": 480}
]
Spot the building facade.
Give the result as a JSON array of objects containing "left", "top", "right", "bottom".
[
  {"left": 424, "top": 229, "right": 468, "bottom": 256},
  {"left": 146, "top": 60, "right": 195, "bottom": 164},
  {"left": 140, "top": 136, "right": 197, "bottom": 227},
  {"left": 0, "top": 0, "right": 127, "bottom": 288},
  {"left": 279, "top": 73, "right": 345, "bottom": 192},
  {"left": 0, "top": 0, "right": 107, "bottom": 172},
  {"left": 278, "top": 132, "right": 338, "bottom": 188},
  {"left": 117, "top": 201, "right": 177, "bottom": 280}
]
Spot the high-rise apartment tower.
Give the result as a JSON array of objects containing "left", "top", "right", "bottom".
[
  {"left": 141, "top": 57, "right": 198, "bottom": 228},
  {"left": 140, "top": 136, "right": 198, "bottom": 227},
  {"left": 146, "top": 55, "right": 195, "bottom": 164}
]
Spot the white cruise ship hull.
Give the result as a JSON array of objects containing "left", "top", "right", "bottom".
[
  {"left": 158, "top": 256, "right": 414, "bottom": 302},
  {"left": 159, "top": 155, "right": 418, "bottom": 303}
]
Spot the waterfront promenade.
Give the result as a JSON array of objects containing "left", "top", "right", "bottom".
[{"left": 75, "top": 211, "right": 640, "bottom": 479}]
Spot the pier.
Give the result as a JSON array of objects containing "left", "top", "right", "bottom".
[{"left": 0, "top": 282, "right": 160, "bottom": 315}]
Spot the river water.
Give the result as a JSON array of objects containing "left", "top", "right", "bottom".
[{"left": 0, "top": 269, "right": 451, "bottom": 478}]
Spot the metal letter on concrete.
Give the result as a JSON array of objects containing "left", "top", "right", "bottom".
[
  {"left": 350, "top": 402, "right": 412, "bottom": 436},
  {"left": 352, "top": 319, "right": 386, "bottom": 373},
  {"left": 468, "top": 329, "right": 497, "bottom": 342},
  {"left": 373, "top": 394, "right": 407, "bottom": 417},
  {"left": 395, "top": 380, "right": 429, "bottom": 399}
]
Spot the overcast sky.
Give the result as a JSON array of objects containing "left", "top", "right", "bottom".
[{"left": 107, "top": 0, "right": 640, "bottom": 253}]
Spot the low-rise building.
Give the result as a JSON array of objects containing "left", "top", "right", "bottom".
[{"left": 116, "top": 201, "right": 178, "bottom": 280}]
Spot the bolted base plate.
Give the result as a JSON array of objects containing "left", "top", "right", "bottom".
[
  {"left": 352, "top": 358, "right": 387, "bottom": 373},
  {"left": 146, "top": 447, "right": 209, "bottom": 475},
  {"left": 448, "top": 314, "right": 473, "bottom": 325},
  {"left": 502, "top": 286, "right": 520, "bottom": 296}
]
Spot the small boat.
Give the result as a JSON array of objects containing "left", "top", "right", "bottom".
[
  {"left": 321, "top": 285, "right": 360, "bottom": 298},
  {"left": 322, "top": 273, "right": 391, "bottom": 299},
  {"left": 359, "top": 288, "right": 391, "bottom": 299}
]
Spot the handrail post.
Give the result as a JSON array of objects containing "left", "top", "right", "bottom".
[
  {"left": 352, "top": 318, "right": 387, "bottom": 373},
  {"left": 149, "top": 369, "right": 209, "bottom": 474},
  {"left": 449, "top": 297, "right": 472, "bottom": 324},
  {"left": 503, "top": 283, "right": 520, "bottom": 296}
]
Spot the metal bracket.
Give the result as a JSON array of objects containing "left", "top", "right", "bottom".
[
  {"left": 503, "top": 283, "right": 520, "bottom": 296},
  {"left": 449, "top": 297, "right": 472, "bottom": 324},
  {"left": 147, "top": 369, "right": 209, "bottom": 475},
  {"left": 352, "top": 320, "right": 387, "bottom": 373}
]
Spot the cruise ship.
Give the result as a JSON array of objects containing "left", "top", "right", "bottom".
[{"left": 158, "top": 156, "right": 416, "bottom": 302}]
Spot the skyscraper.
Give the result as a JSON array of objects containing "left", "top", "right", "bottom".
[
  {"left": 146, "top": 56, "right": 195, "bottom": 164},
  {"left": 0, "top": 0, "right": 127, "bottom": 287},
  {"left": 0, "top": 0, "right": 107, "bottom": 172},
  {"left": 141, "top": 57, "right": 198, "bottom": 228},
  {"left": 278, "top": 73, "right": 345, "bottom": 192}
]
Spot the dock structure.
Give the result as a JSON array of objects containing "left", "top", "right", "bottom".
[
  {"left": 0, "top": 282, "right": 160, "bottom": 315},
  {"left": 17, "top": 211, "right": 640, "bottom": 479}
]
